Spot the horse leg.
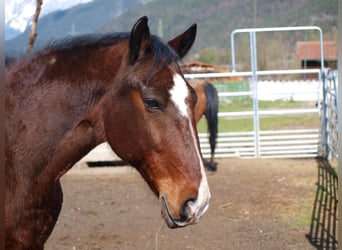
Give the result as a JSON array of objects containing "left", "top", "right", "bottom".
[
  {"left": 208, "top": 155, "right": 218, "bottom": 171},
  {"left": 40, "top": 179, "right": 63, "bottom": 245},
  {"left": 5, "top": 180, "right": 63, "bottom": 249}
]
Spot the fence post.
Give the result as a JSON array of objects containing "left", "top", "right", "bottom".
[
  {"left": 231, "top": 31, "right": 236, "bottom": 72},
  {"left": 250, "top": 31, "right": 260, "bottom": 157}
]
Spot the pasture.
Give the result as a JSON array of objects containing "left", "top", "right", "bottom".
[
  {"left": 197, "top": 81, "right": 320, "bottom": 133},
  {"left": 45, "top": 158, "right": 337, "bottom": 249}
]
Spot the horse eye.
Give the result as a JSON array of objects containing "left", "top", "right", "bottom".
[{"left": 143, "top": 98, "right": 162, "bottom": 111}]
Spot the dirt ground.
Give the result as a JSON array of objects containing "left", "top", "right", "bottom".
[{"left": 45, "top": 158, "right": 337, "bottom": 250}]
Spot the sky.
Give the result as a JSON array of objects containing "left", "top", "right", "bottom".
[{"left": 5, "top": 0, "right": 94, "bottom": 38}]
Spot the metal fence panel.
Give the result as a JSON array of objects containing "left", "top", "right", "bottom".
[
  {"left": 192, "top": 26, "right": 328, "bottom": 159},
  {"left": 322, "top": 69, "right": 339, "bottom": 160}
]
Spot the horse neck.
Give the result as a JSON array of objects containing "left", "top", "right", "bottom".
[{"left": 6, "top": 45, "right": 127, "bottom": 188}]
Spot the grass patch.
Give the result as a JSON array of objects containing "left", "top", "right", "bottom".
[
  {"left": 219, "top": 99, "right": 312, "bottom": 112},
  {"left": 198, "top": 114, "right": 319, "bottom": 133},
  {"left": 279, "top": 197, "right": 314, "bottom": 229},
  {"left": 197, "top": 98, "right": 319, "bottom": 133}
]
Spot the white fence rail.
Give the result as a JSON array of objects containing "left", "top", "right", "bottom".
[{"left": 199, "top": 129, "right": 319, "bottom": 159}]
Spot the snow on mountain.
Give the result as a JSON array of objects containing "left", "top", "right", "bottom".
[{"left": 5, "top": 0, "right": 95, "bottom": 40}]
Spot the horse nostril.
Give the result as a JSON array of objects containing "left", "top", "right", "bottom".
[{"left": 180, "top": 198, "right": 196, "bottom": 221}]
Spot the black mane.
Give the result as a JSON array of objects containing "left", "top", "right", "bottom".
[
  {"left": 6, "top": 32, "right": 180, "bottom": 69},
  {"left": 44, "top": 32, "right": 130, "bottom": 52}
]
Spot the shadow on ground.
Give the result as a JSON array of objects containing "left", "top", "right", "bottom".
[{"left": 306, "top": 157, "right": 338, "bottom": 249}]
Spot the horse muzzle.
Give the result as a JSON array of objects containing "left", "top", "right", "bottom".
[{"left": 160, "top": 192, "right": 210, "bottom": 228}]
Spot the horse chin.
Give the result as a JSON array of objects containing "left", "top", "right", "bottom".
[{"left": 160, "top": 196, "right": 190, "bottom": 229}]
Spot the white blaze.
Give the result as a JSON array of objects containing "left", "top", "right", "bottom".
[
  {"left": 169, "top": 74, "right": 189, "bottom": 117},
  {"left": 169, "top": 73, "right": 211, "bottom": 223}
]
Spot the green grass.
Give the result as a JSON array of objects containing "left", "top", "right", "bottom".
[
  {"left": 198, "top": 114, "right": 319, "bottom": 133},
  {"left": 219, "top": 99, "right": 311, "bottom": 112},
  {"left": 197, "top": 97, "right": 320, "bottom": 133},
  {"left": 197, "top": 82, "right": 320, "bottom": 133},
  {"left": 280, "top": 197, "right": 314, "bottom": 229}
]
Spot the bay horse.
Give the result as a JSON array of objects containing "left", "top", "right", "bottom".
[
  {"left": 189, "top": 79, "right": 219, "bottom": 172},
  {"left": 5, "top": 16, "right": 210, "bottom": 249}
]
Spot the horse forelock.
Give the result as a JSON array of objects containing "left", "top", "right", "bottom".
[
  {"left": 131, "top": 35, "right": 181, "bottom": 84},
  {"left": 150, "top": 35, "right": 181, "bottom": 69}
]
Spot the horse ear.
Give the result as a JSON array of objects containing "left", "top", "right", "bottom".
[
  {"left": 129, "top": 16, "right": 152, "bottom": 65},
  {"left": 168, "top": 23, "right": 197, "bottom": 58}
]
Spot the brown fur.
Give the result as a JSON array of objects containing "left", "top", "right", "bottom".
[{"left": 191, "top": 81, "right": 208, "bottom": 122}]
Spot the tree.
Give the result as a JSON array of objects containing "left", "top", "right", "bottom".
[{"left": 27, "top": 0, "right": 43, "bottom": 53}]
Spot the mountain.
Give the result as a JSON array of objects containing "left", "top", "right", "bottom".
[
  {"left": 5, "top": 0, "right": 155, "bottom": 52},
  {"left": 6, "top": 0, "right": 337, "bottom": 61},
  {"left": 99, "top": 0, "right": 337, "bottom": 55},
  {"left": 5, "top": 0, "right": 95, "bottom": 40}
]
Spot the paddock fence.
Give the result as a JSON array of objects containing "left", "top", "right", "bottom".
[
  {"left": 186, "top": 70, "right": 322, "bottom": 159},
  {"left": 189, "top": 26, "right": 329, "bottom": 159}
]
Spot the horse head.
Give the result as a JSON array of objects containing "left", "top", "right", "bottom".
[{"left": 101, "top": 17, "right": 210, "bottom": 228}]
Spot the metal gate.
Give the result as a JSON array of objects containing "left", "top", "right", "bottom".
[
  {"left": 186, "top": 26, "right": 326, "bottom": 159},
  {"left": 322, "top": 69, "right": 339, "bottom": 161}
]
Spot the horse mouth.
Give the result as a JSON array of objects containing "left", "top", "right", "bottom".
[{"left": 160, "top": 196, "right": 190, "bottom": 228}]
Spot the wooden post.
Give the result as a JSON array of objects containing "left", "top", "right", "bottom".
[{"left": 27, "top": 0, "right": 43, "bottom": 53}]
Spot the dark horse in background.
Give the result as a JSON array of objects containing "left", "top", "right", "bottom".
[
  {"left": 5, "top": 16, "right": 210, "bottom": 249},
  {"left": 189, "top": 79, "right": 219, "bottom": 172}
]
